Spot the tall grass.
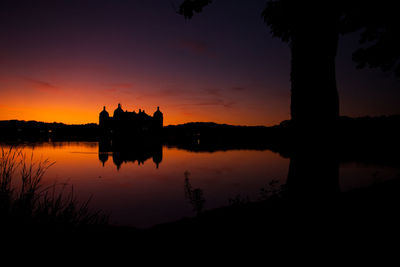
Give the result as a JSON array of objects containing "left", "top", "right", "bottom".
[{"left": 0, "top": 147, "right": 108, "bottom": 228}]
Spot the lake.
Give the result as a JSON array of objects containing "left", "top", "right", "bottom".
[{"left": 1, "top": 141, "right": 398, "bottom": 228}]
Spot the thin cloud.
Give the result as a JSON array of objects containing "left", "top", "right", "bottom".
[
  {"left": 222, "top": 101, "right": 235, "bottom": 108},
  {"left": 24, "top": 78, "right": 60, "bottom": 92},
  {"left": 203, "top": 88, "right": 222, "bottom": 97},
  {"left": 177, "top": 97, "right": 236, "bottom": 108},
  {"left": 231, "top": 86, "right": 246, "bottom": 91},
  {"left": 109, "top": 83, "right": 134, "bottom": 89},
  {"left": 104, "top": 83, "right": 135, "bottom": 95},
  {"left": 179, "top": 39, "right": 208, "bottom": 54},
  {"left": 157, "top": 88, "right": 186, "bottom": 97},
  {"left": 178, "top": 39, "right": 216, "bottom": 58},
  {"left": 105, "top": 88, "right": 118, "bottom": 93},
  {"left": 136, "top": 88, "right": 188, "bottom": 99}
]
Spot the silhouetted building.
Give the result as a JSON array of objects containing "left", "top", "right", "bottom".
[{"left": 99, "top": 104, "right": 163, "bottom": 137}]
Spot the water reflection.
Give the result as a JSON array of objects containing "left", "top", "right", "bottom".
[
  {"left": 98, "top": 139, "right": 163, "bottom": 169},
  {"left": 1, "top": 140, "right": 399, "bottom": 227}
]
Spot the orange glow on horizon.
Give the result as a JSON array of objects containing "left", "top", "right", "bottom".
[
  {"left": 0, "top": 104, "right": 283, "bottom": 126},
  {"left": 0, "top": 76, "right": 288, "bottom": 126},
  {"left": 0, "top": 93, "right": 286, "bottom": 126}
]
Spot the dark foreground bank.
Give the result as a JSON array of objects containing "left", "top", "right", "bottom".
[{"left": 3, "top": 176, "right": 400, "bottom": 257}]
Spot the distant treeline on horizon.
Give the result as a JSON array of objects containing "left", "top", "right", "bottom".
[
  {"left": 2, "top": 114, "right": 400, "bottom": 128},
  {"left": 1, "top": 115, "right": 400, "bottom": 145}
]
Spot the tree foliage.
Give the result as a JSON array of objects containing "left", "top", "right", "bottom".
[
  {"left": 341, "top": 1, "right": 400, "bottom": 77},
  {"left": 178, "top": 0, "right": 212, "bottom": 19}
]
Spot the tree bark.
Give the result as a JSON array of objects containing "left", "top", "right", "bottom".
[{"left": 290, "top": 12, "right": 340, "bottom": 130}]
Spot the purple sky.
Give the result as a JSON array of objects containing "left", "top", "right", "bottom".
[{"left": 0, "top": 0, "right": 399, "bottom": 125}]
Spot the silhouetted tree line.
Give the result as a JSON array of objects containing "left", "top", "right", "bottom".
[
  {"left": 163, "top": 116, "right": 400, "bottom": 167},
  {"left": 163, "top": 122, "right": 283, "bottom": 152},
  {"left": 0, "top": 120, "right": 99, "bottom": 141},
  {"left": 2, "top": 115, "right": 400, "bottom": 159}
]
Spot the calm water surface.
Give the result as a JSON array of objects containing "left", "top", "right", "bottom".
[{"left": 2, "top": 142, "right": 398, "bottom": 227}]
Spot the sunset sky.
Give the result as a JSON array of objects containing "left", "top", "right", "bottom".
[{"left": 1, "top": 0, "right": 399, "bottom": 126}]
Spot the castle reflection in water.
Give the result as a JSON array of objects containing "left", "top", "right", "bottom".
[{"left": 98, "top": 139, "right": 163, "bottom": 169}]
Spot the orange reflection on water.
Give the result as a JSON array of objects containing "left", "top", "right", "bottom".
[
  {"left": 2, "top": 142, "right": 289, "bottom": 227},
  {"left": 2, "top": 142, "right": 397, "bottom": 227}
]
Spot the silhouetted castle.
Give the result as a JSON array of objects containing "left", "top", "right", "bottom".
[{"left": 99, "top": 104, "right": 163, "bottom": 137}]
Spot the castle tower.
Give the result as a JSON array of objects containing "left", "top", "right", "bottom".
[
  {"left": 99, "top": 106, "right": 109, "bottom": 127},
  {"left": 153, "top": 106, "right": 163, "bottom": 130}
]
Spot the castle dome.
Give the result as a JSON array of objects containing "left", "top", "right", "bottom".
[
  {"left": 153, "top": 106, "right": 163, "bottom": 117},
  {"left": 100, "top": 106, "right": 109, "bottom": 117},
  {"left": 113, "top": 103, "right": 124, "bottom": 118}
]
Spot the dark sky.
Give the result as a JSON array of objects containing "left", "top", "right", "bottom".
[{"left": 0, "top": 0, "right": 399, "bottom": 125}]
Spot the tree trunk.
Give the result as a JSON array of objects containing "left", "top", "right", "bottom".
[
  {"left": 286, "top": 146, "right": 340, "bottom": 202},
  {"left": 286, "top": 11, "right": 341, "bottom": 202},
  {"left": 290, "top": 12, "right": 340, "bottom": 130}
]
